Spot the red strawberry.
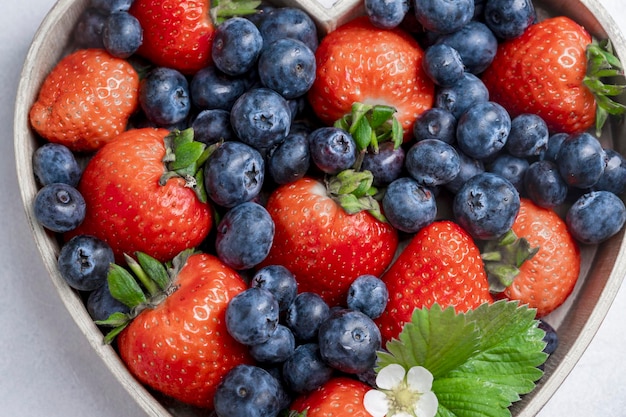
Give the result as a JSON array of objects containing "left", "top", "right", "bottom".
[
  {"left": 485, "top": 198, "right": 581, "bottom": 317},
  {"left": 129, "top": 0, "right": 260, "bottom": 74},
  {"left": 376, "top": 220, "right": 493, "bottom": 343},
  {"left": 261, "top": 175, "right": 399, "bottom": 307},
  {"left": 290, "top": 377, "right": 372, "bottom": 417},
  {"left": 308, "top": 16, "right": 435, "bottom": 140},
  {"left": 29, "top": 48, "right": 139, "bottom": 152},
  {"left": 481, "top": 16, "right": 625, "bottom": 135},
  {"left": 111, "top": 251, "right": 253, "bottom": 409},
  {"left": 67, "top": 127, "right": 212, "bottom": 262}
]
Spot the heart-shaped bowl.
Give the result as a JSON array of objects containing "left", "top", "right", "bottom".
[{"left": 13, "top": 0, "right": 626, "bottom": 416}]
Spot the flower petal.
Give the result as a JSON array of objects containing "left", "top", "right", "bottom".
[
  {"left": 406, "top": 366, "right": 434, "bottom": 392},
  {"left": 414, "top": 391, "right": 439, "bottom": 417},
  {"left": 376, "top": 364, "right": 407, "bottom": 390},
  {"left": 363, "top": 389, "right": 389, "bottom": 417}
]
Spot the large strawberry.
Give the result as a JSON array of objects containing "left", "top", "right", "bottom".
[
  {"left": 100, "top": 250, "right": 252, "bottom": 409},
  {"left": 376, "top": 220, "right": 493, "bottom": 343},
  {"left": 482, "top": 16, "right": 625, "bottom": 135},
  {"left": 289, "top": 377, "right": 373, "bottom": 417},
  {"left": 29, "top": 48, "right": 139, "bottom": 152},
  {"left": 261, "top": 175, "right": 399, "bottom": 307},
  {"left": 129, "top": 0, "right": 261, "bottom": 74},
  {"left": 308, "top": 16, "right": 435, "bottom": 140},
  {"left": 484, "top": 198, "right": 581, "bottom": 317},
  {"left": 67, "top": 128, "right": 212, "bottom": 262}
]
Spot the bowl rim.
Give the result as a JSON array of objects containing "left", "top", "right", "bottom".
[{"left": 13, "top": 0, "right": 626, "bottom": 416}]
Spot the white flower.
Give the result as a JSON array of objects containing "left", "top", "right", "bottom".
[{"left": 363, "top": 364, "right": 438, "bottom": 417}]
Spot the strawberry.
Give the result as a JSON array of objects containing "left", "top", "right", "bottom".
[
  {"left": 308, "top": 16, "right": 435, "bottom": 141},
  {"left": 129, "top": 0, "right": 261, "bottom": 75},
  {"left": 29, "top": 48, "right": 139, "bottom": 153},
  {"left": 101, "top": 250, "right": 252, "bottom": 409},
  {"left": 481, "top": 16, "right": 626, "bottom": 135},
  {"left": 67, "top": 127, "right": 212, "bottom": 262},
  {"left": 375, "top": 220, "right": 493, "bottom": 343},
  {"left": 261, "top": 174, "right": 399, "bottom": 307},
  {"left": 484, "top": 198, "right": 581, "bottom": 318},
  {"left": 289, "top": 376, "right": 373, "bottom": 417}
]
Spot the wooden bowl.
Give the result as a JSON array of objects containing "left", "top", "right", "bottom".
[{"left": 13, "top": 0, "right": 626, "bottom": 416}]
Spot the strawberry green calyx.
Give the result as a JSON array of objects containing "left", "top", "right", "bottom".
[
  {"left": 326, "top": 169, "right": 386, "bottom": 222},
  {"left": 210, "top": 0, "right": 262, "bottom": 25},
  {"left": 96, "top": 249, "right": 195, "bottom": 344},
  {"left": 334, "top": 102, "right": 404, "bottom": 170},
  {"left": 481, "top": 230, "right": 539, "bottom": 292},
  {"left": 160, "top": 128, "right": 213, "bottom": 203},
  {"left": 584, "top": 39, "right": 626, "bottom": 136},
  {"left": 377, "top": 301, "right": 547, "bottom": 416}
]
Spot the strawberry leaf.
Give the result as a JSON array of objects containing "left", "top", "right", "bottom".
[
  {"left": 136, "top": 251, "right": 170, "bottom": 291},
  {"left": 107, "top": 263, "right": 147, "bottom": 309},
  {"left": 377, "top": 301, "right": 547, "bottom": 417}
]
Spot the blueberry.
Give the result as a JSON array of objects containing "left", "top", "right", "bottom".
[
  {"left": 251, "top": 265, "right": 298, "bottom": 312},
  {"left": 445, "top": 149, "right": 485, "bottom": 194},
  {"left": 566, "top": 190, "right": 626, "bottom": 244},
  {"left": 87, "top": 279, "right": 130, "bottom": 321},
  {"left": 538, "top": 320, "right": 559, "bottom": 356},
  {"left": 435, "top": 72, "right": 489, "bottom": 119},
  {"left": 453, "top": 172, "right": 520, "bottom": 240},
  {"left": 230, "top": 87, "right": 292, "bottom": 151},
  {"left": 413, "top": 107, "right": 457, "bottom": 144},
  {"left": 318, "top": 308, "right": 382, "bottom": 374},
  {"left": 215, "top": 202, "right": 275, "bottom": 270},
  {"left": 524, "top": 160, "right": 568, "bottom": 208},
  {"left": 422, "top": 43, "right": 465, "bottom": 87},
  {"left": 90, "top": 0, "right": 133, "bottom": 13},
  {"left": 346, "top": 275, "right": 389, "bottom": 319},
  {"left": 212, "top": 17, "right": 263, "bottom": 76},
  {"left": 489, "top": 153, "right": 529, "bottom": 193},
  {"left": 204, "top": 141, "right": 265, "bottom": 208},
  {"left": 32, "top": 143, "right": 82, "bottom": 187},
  {"left": 102, "top": 11, "right": 142, "bottom": 59},
  {"left": 593, "top": 149, "right": 626, "bottom": 195},
  {"left": 484, "top": 0, "right": 536, "bottom": 40},
  {"left": 267, "top": 131, "right": 311, "bottom": 184},
  {"left": 34, "top": 183, "right": 86, "bottom": 233},
  {"left": 557, "top": 132, "right": 607, "bottom": 189},
  {"left": 405, "top": 139, "right": 460, "bottom": 186},
  {"left": 308, "top": 127, "right": 357, "bottom": 175},
  {"left": 214, "top": 365, "right": 283, "bottom": 417},
  {"left": 190, "top": 65, "right": 248, "bottom": 111},
  {"left": 249, "top": 324, "right": 296, "bottom": 364},
  {"left": 285, "top": 292, "right": 331, "bottom": 342},
  {"left": 456, "top": 101, "right": 511, "bottom": 160},
  {"left": 435, "top": 21, "right": 498, "bottom": 74},
  {"left": 191, "top": 109, "right": 235, "bottom": 145},
  {"left": 505, "top": 113, "right": 549, "bottom": 158},
  {"left": 258, "top": 38, "right": 316, "bottom": 99},
  {"left": 72, "top": 8, "right": 106, "bottom": 49},
  {"left": 258, "top": 7, "right": 319, "bottom": 52},
  {"left": 542, "top": 133, "right": 568, "bottom": 163},
  {"left": 365, "top": 0, "right": 410, "bottom": 28},
  {"left": 58, "top": 235, "right": 115, "bottom": 291},
  {"left": 361, "top": 141, "right": 406, "bottom": 186},
  {"left": 282, "top": 343, "right": 334, "bottom": 394},
  {"left": 139, "top": 67, "right": 190, "bottom": 126},
  {"left": 413, "top": 0, "right": 474, "bottom": 34},
  {"left": 226, "top": 287, "right": 280, "bottom": 346},
  {"left": 382, "top": 177, "right": 437, "bottom": 233}
]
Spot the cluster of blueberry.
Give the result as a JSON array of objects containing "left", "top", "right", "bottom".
[{"left": 215, "top": 266, "right": 388, "bottom": 416}]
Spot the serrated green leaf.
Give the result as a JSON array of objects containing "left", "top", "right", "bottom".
[
  {"left": 136, "top": 252, "right": 170, "bottom": 291},
  {"left": 107, "top": 263, "right": 147, "bottom": 308}
]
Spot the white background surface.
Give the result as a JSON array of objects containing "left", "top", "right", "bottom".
[{"left": 1, "top": 1, "right": 625, "bottom": 416}]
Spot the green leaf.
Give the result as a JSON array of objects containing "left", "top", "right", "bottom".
[
  {"left": 377, "top": 301, "right": 548, "bottom": 417},
  {"left": 136, "top": 252, "right": 170, "bottom": 291},
  {"left": 369, "top": 105, "right": 396, "bottom": 129},
  {"left": 107, "top": 264, "right": 147, "bottom": 309},
  {"left": 170, "top": 141, "right": 206, "bottom": 172}
]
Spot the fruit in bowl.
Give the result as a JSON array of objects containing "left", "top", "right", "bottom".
[{"left": 14, "top": 0, "right": 626, "bottom": 416}]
